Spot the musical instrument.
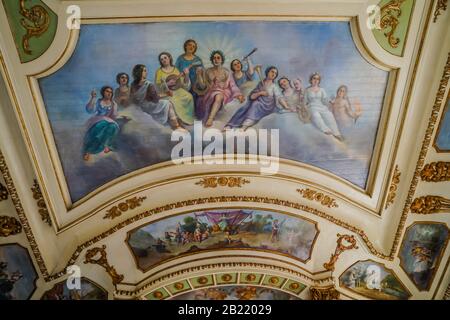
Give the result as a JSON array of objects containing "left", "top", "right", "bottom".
[
  {"left": 242, "top": 48, "right": 257, "bottom": 61},
  {"left": 163, "top": 62, "right": 202, "bottom": 91}
]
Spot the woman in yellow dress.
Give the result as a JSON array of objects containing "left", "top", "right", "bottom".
[{"left": 154, "top": 52, "right": 195, "bottom": 125}]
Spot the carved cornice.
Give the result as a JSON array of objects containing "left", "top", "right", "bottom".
[
  {"left": 296, "top": 188, "right": 338, "bottom": 208},
  {"left": 391, "top": 53, "right": 450, "bottom": 257},
  {"left": 30, "top": 179, "right": 51, "bottom": 226},
  {"left": 420, "top": 162, "right": 450, "bottom": 182},
  {"left": 0, "top": 150, "right": 49, "bottom": 278},
  {"left": 433, "top": 0, "right": 448, "bottom": 22},
  {"left": 410, "top": 196, "right": 450, "bottom": 214},
  {"left": 385, "top": 165, "right": 401, "bottom": 209},
  {"left": 195, "top": 176, "right": 250, "bottom": 188},
  {"left": 103, "top": 196, "right": 147, "bottom": 220},
  {"left": 84, "top": 245, "right": 124, "bottom": 286},
  {"left": 379, "top": 0, "right": 407, "bottom": 48},
  {"left": 323, "top": 234, "right": 358, "bottom": 272},
  {"left": 46, "top": 194, "right": 391, "bottom": 282},
  {"left": 309, "top": 285, "right": 340, "bottom": 300},
  {"left": 0, "top": 216, "right": 22, "bottom": 237},
  {"left": 114, "top": 261, "right": 333, "bottom": 297},
  {"left": 0, "top": 181, "right": 8, "bottom": 201}
]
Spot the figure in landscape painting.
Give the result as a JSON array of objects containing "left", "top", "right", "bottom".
[
  {"left": 340, "top": 260, "right": 410, "bottom": 300},
  {"left": 39, "top": 21, "right": 389, "bottom": 202},
  {"left": 399, "top": 223, "right": 449, "bottom": 291},
  {"left": 127, "top": 209, "right": 318, "bottom": 270},
  {"left": 0, "top": 244, "right": 37, "bottom": 300}
]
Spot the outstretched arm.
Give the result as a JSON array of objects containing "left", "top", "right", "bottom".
[{"left": 85, "top": 90, "right": 97, "bottom": 113}]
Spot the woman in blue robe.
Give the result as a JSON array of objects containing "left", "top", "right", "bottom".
[
  {"left": 83, "top": 86, "right": 120, "bottom": 161},
  {"left": 224, "top": 66, "right": 290, "bottom": 131}
]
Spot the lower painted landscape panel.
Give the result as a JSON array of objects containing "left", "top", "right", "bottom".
[{"left": 127, "top": 209, "right": 318, "bottom": 270}]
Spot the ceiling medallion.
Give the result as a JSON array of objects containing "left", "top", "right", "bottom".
[
  {"left": 30, "top": 179, "right": 51, "bottom": 226},
  {"left": 309, "top": 285, "right": 340, "bottom": 300},
  {"left": 420, "top": 162, "right": 450, "bottom": 182},
  {"left": 323, "top": 234, "right": 359, "bottom": 272},
  {"left": 195, "top": 176, "right": 250, "bottom": 188},
  {"left": 433, "top": 0, "right": 448, "bottom": 22},
  {"left": 103, "top": 196, "right": 147, "bottom": 220},
  {"left": 0, "top": 215, "right": 22, "bottom": 237},
  {"left": 84, "top": 245, "right": 124, "bottom": 286},
  {"left": 410, "top": 196, "right": 450, "bottom": 214},
  {"left": 0, "top": 181, "right": 8, "bottom": 201},
  {"left": 296, "top": 188, "right": 338, "bottom": 208},
  {"left": 385, "top": 165, "right": 401, "bottom": 209}
]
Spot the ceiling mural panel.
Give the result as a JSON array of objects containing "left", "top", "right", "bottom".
[
  {"left": 339, "top": 260, "right": 411, "bottom": 300},
  {"left": 434, "top": 92, "right": 450, "bottom": 152},
  {"left": 37, "top": 20, "right": 388, "bottom": 203},
  {"left": 41, "top": 277, "right": 108, "bottom": 300},
  {"left": 126, "top": 208, "right": 319, "bottom": 271},
  {"left": 170, "top": 285, "right": 301, "bottom": 300},
  {"left": 0, "top": 243, "right": 37, "bottom": 300},
  {"left": 399, "top": 222, "right": 449, "bottom": 291},
  {"left": 0, "top": 0, "right": 449, "bottom": 301}
]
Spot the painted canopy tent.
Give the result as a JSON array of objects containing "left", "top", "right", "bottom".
[{"left": 194, "top": 210, "right": 252, "bottom": 232}]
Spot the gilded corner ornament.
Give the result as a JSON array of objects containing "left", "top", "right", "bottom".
[
  {"left": 309, "top": 286, "right": 340, "bottom": 300},
  {"left": 297, "top": 188, "right": 338, "bottom": 208},
  {"left": 84, "top": 245, "right": 124, "bottom": 286},
  {"left": 195, "top": 177, "right": 250, "bottom": 188},
  {"left": 0, "top": 216, "right": 22, "bottom": 237},
  {"left": 1, "top": 0, "right": 58, "bottom": 63},
  {"left": 379, "top": 0, "right": 407, "bottom": 48},
  {"left": 385, "top": 165, "right": 401, "bottom": 209},
  {"left": 410, "top": 196, "right": 450, "bottom": 214},
  {"left": 420, "top": 162, "right": 450, "bottom": 182},
  {"left": 0, "top": 182, "right": 8, "bottom": 201},
  {"left": 323, "top": 234, "right": 358, "bottom": 272},
  {"left": 103, "top": 196, "right": 147, "bottom": 220},
  {"left": 433, "top": 0, "right": 448, "bottom": 22},
  {"left": 30, "top": 179, "right": 51, "bottom": 226}
]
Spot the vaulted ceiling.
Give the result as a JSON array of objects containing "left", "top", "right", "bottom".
[{"left": 0, "top": 0, "right": 449, "bottom": 300}]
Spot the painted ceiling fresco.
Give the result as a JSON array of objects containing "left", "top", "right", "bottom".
[
  {"left": 0, "top": 0, "right": 449, "bottom": 302},
  {"left": 127, "top": 209, "right": 318, "bottom": 270},
  {"left": 38, "top": 21, "right": 388, "bottom": 202}
]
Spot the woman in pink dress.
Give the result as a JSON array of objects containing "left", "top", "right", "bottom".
[{"left": 195, "top": 50, "right": 245, "bottom": 127}]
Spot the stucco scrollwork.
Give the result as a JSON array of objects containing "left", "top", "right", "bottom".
[
  {"left": 84, "top": 245, "right": 124, "bottom": 286},
  {"left": 0, "top": 216, "right": 22, "bottom": 237}
]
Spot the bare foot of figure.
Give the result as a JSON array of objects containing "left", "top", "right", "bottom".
[
  {"left": 333, "top": 135, "right": 345, "bottom": 142},
  {"left": 222, "top": 126, "right": 232, "bottom": 132},
  {"left": 83, "top": 153, "right": 90, "bottom": 161},
  {"left": 104, "top": 147, "right": 111, "bottom": 153},
  {"left": 205, "top": 118, "right": 214, "bottom": 127}
]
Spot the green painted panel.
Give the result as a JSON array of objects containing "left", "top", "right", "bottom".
[
  {"left": 190, "top": 274, "right": 214, "bottom": 288},
  {"left": 145, "top": 288, "right": 170, "bottom": 300},
  {"left": 371, "top": 0, "right": 414, "bottom": 57},
  {"left": 283, "top": 279, "right": 307, "bottom": 295},
  {"left": 2, "top": 0, "right": 58, "bottom": 63},
  {"left": 261, "top": 275, "right": 286, "bottom": 288},
  {"left": 166, "top": 280, "right": 191, "bottom": 294},
  {"left": 215, "top": 272, "right": 238, "bottom": 285},
  {"left": 239, "top": 273, "right": 263, "bottom": 285}
]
